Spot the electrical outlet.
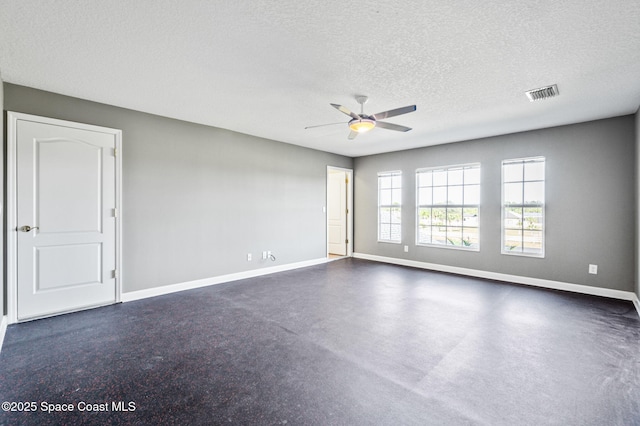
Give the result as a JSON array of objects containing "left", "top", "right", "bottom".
[
  {"left": 404, "top": 245, "right": 409, "bottom": 253},
  {"left": 262, "top": 251, "right": 267, "bottom": 260},
  {"left": 588, "top": 264, "right": 598, "bottom": 275},
  {"left": 247, "top": 253, "right": 252, "bottom": 261}
]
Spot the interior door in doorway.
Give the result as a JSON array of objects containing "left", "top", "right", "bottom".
[
  {"left": 328, "top": 170, "right": 347, "bottom": 256},
  {"left": 14, "top": 115, "right": 119, "bottom": 321}
]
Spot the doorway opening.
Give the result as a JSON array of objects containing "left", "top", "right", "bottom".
[{"left": 327, "top": 166, "right": 353, "bottom": 259}]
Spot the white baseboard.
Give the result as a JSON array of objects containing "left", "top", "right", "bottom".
[
  {"left": 122, "top": 257, "right": 329, "bottom": 303},
  {"left": 353, "top": 253, "right": 639, "bottom": 307},
  {"left": 0, "top": 315, "right": 8, "bottom": 354}
]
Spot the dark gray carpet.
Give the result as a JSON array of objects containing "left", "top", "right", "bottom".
[{"left": 1, "top": 258, "right": 639, "bottom": 425}]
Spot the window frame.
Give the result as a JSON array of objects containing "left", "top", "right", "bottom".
[
  {"left": 501, "top": 156, "right": 545, "bottom": 258},
  {"left": 415, "top": 163, "right": 481, "bottom": 251},
  {"left": 377, "top": 170, "right": 402, "bottom": 244}
]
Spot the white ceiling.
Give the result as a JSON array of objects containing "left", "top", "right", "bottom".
[{"left": 1, "top": 1, "right": 639, "bottom": 157}]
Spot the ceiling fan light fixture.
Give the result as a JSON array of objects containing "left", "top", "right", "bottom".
[{"left": 348, "top": 118, "right": 376, "bottom": 133}]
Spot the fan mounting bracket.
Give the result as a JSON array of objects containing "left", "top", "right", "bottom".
[{"left": 355, "top": 95, "right": 369, "bottom": 106}]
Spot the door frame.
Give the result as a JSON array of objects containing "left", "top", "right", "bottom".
[
  {"left": 6, "top": 112, "right": 123, "bottom": 324},
  {"left": 326, "top": 166, "right": 353, "bottom": 258}
]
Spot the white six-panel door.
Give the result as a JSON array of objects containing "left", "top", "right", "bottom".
[
  {"left": 328, "top": 170, "right": 347, "bottom": 256},
  {"left": 8, "top": 113, "right": 121, "bottom": 322}
]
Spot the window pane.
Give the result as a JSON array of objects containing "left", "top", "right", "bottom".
[
  {"left": 418, "top": 225, "right": 431, "bottom": 244},
  {"left": 380, "top": 189, "right": 392, "bottom": 205},
  {"left": 464, "top": 167, "right": 481, "bottom": 184},
  {"left": 447, "top": 227, "right": 463, "bottom": 246},
  {"left": 448, "top": 185, "right": 463, "bottom": 204},
  {"left": 418, "top": 171, "right": 432, "bottom": 187},
  {"left": 391, "top": 207, "right": 402, "bottom": 224},
  {"left": 433, "top": 187, "right": 447, "bottom": 205},
  {"left": 503, "top": 163, "right": 523, "bottom": 182},
  {"left": 463, "top": 227, "right": 479, "bottom": 248},
  {"left": 523, "top": 230, "right": 543, "bottom": 253},
  {"left": 448, "top": 168, "right": 463, "bottom": 185},
  {"left": 504, "top": 207, "right": 522, "bottom": 229},
  {"left": 523, "top": 207, "right": 543, "bottom": 230},
  {"left": 463, "top": 208, "right": 479, "bottom": 227},
  {"left": 418, "top": 208, "right": 432, "bottom": 226},
  {"left": 432, "top": 226, "right": 447, "bottom": 245},
  {"left": 432, "top": 208, "right": 446, "bottom": 226},
  {"left": 391, "top": 174, "right": 402, "bottom": 188},
  {"left": 524, "top": 182, "right": 544, "bottom": 204},
  {"left": 464, "top": 184, "right": 480, "bottom": 205},
  {"left": 504, "top": 183, "right": 523, "bottom": 205},
  {"left": 380, "top": 225, "right": 391, "bottom": 240},
  {"left": 447, "top": 208, "right": 462, "bottom": 226},
  {"left": 380, "top": 175, "right": 392, "bottom": 189},
  {"left": 504, "top": 229, "right": 523, "bottom": 252},
  {"left": 390, "top": 224, "right": 401, "bottom": 241},
  {"left": 433, "top": 170, "right": 447, "bottom": 186},
  {"left": 418, "top": 187, "right": 432, "bottom": 205},
  {"left": 380, "top": 207, "right": 391, "bottom": 223},
  {"left": 525, "top": 161, "right": 544, "bottom": 181},
  {"left": 391, "top": 188, "right": 402, "bottom": 205}
]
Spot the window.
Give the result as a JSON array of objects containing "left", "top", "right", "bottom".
[
  {"left": 416, "top": 164, "right": 480, "bottom": 250},
  {"left": 502, "top": 157, "right": 545, "bottom": 256},
  {"left": 378, "top": 171, "right": 402, "bottom": 243}
]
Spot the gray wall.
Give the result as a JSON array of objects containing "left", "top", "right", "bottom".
[
  {"left": 4, "top": 83, "right": 352, "bottom": 293},
  {"left": 636, "top": 109, "right": 640, "bottom": 299},
  {"left": 354, "top": 116, "right": 636, "bottom": 292},
  {"left": 0, "top": 74, "right": 4, "bottom": 317}
]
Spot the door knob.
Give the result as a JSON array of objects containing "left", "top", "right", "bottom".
[{"left": 20, "top": 225, "right": 39, "bottom": 232}]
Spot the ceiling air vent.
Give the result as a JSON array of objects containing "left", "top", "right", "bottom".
[{"left": 525, "top": 84, "right": 558, "bottom": 102}]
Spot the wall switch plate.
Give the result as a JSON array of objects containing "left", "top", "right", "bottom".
[
  {"left": 588, "top": 264, "right": 598, "bottom": 275},
  {"left": 247, "top": 253, "right": 252, "bottom": 261},
  {"left": 404, "top": 245, "right": 409, "bottom": 252}
]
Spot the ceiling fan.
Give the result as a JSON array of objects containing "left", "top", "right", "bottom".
[{"left": 306, "top": 96, "right": 416, "bottom": 140}]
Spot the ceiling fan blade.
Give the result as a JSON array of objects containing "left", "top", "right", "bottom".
[
  {"left": 376, "top": 121, "right": 412, "bottom": 132},
  {"left": 331, "top": 103, "right": 361, "bottom": 120},
  {"left": 372, "top": 105, "right": 416, "bottom": 120},
  {"left": 348, "top": 130, "right": 359, "bottom": 140},
  {"left": 304, "top": 122, "right": 345, "bottom": 129}
]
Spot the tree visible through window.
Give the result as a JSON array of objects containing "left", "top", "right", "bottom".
[
  {"left": 502, "top": 157, "right": 545, "bottom": 256},
  {"left": 416, "top": 164, "right": 480, "bottom": 250},
  {"left": 378, "top": 171, "right": 402, "bottom": 243}
]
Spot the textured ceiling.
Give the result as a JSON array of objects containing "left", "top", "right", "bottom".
[{"left": 1, "top": 1, "right": 639, "bottom": 157}]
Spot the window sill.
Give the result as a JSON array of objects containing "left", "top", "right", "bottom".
[
  {"left": 416, "top": 243, "right": 479, "bottom": 252},
  {"left": 501, "top": 250, "right": 545, "bottom": 258}
]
